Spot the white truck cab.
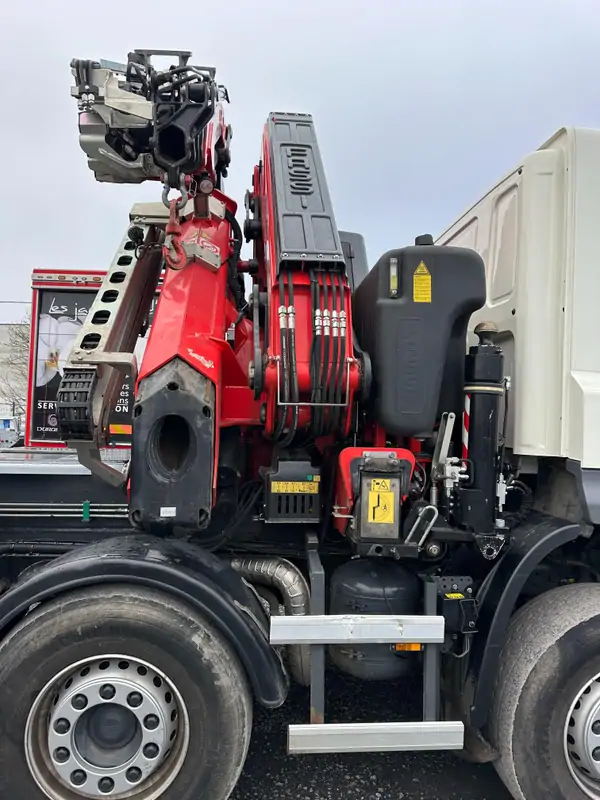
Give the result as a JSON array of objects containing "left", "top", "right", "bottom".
[{"left": 437, "top": 127, "right": 600, "bottom": 524}]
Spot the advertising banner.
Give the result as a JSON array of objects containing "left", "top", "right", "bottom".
[{"left": 30, "top": 282, "right": 158, "bottom": 446}]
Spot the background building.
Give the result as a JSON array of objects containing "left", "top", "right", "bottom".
[{"left": 0, "top": 319, "right": 30, "bottom": 445}]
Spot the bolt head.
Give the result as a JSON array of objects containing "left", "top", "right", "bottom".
[
  {"left": 54, "top": 747, "right": 70, "bottom": 763},
  {"left": 143, "top": 743, "right": 160, "bottom": 759},
  {"left": 99, "top": 684, "right": 116, "bottom": 701},
  {"left": 126, "top": 767, "right": 142, "bottom": 783},
  {"left": 127, "top": 691, "right": 143, "bottom": 708},
  {"left": 53, "top": 718, "right": 70, "bottom": 735},
  {"left": 98, "top": 776, "right": 115, "bottom": 793},
  {"left": 144, "top": 714, "right": 159, "bottom": 731},
  {"left": 70, "top": 770, "right": 87, "bottom": 786},
  {"left": 71, "top": 694, "right": 88, "bottom": 711}
]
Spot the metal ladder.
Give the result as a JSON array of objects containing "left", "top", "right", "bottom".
[
  {"left": 269, "top": 534, "right": 464, "bottom": 754},
  {"left": 57, "top": 202, "right": 168, "bottom": 485}
]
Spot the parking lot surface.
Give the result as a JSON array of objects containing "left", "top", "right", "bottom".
[{"left": 231, "top": 675, "right": 512, "bottom": 800}]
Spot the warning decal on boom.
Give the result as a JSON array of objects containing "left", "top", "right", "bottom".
[{"left": 413, "top": 261, "right": 432, "bottom": 303}]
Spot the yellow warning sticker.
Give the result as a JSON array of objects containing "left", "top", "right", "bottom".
[
  {"left": 413, "top": 261, "right": 432, "bottom": 303},
  {"left": 368, "top": 490, "right": 395, "bottom": 524},
  {"left": 445, "top": 592, "right": 465, "bottom": 600},
  {"left": 371, "top": 478, "right": 391, "bottom": 492},
  {"left": 271, "top": 481, "right": 319, "bottom": 494}
]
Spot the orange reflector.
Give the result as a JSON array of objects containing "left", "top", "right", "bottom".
[
  {"left": 109, "top": 424, "right": 132, "bottom": 435},
  {"left": 394, "top": 643, "right": 422, "bottom": 652}
]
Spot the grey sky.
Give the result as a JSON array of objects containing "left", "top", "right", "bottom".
[{"left": 1, "top": 0, "right": 599, "bottom": 323}]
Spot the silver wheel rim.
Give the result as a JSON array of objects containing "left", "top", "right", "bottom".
[
  {"left": 25, "top": 655, "right": 190, "bottom": 800},
  {"left": 564, "top": 671, "right": 600, "bottom": 798}
]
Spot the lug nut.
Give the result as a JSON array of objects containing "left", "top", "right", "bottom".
[
  {"left": 98, "top": 776, "right": 115, "bottom": 793},
  {"left": 53, "top": 747, "right": 70, "bottom": 763},
  {"left": 99, "top": 684, "right": 116, "bottom": 700},
  {"left": 127, "top": 691, "right": 143, "bottom": 708},
  {"left": 53, "top": 718, "right": 70, "bottom": 735},
  {"left": 70, "top": 770, "right": 87, "bottom": 786},
  {"left": 126, "top": 767, "right": 142, "bottom": 783},
  {"left": 143, "top": 714, "right": 159, "bottom": 730},
  {"left": 593, "top": 721, "right": 600, "bottom": 735},
  {"left": 71, "top": 694, "right": 88, "bottom": 711},
  {"left": 143, "top": 743, "right": 159, "bottom": 759}
]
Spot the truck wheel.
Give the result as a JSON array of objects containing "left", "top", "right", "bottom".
[
  {"left": 0, "top": 584, "right": 252, "bottom": 800},
  {"left": 489, "top": 582, "right": 600, "bottom": 800}
]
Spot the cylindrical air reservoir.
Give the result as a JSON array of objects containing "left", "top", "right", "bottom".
[{"left": 329, "top": 558, "right": 420, "bottom": 681}]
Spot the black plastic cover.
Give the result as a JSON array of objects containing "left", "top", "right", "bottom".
[
  {"left": 352, "top": 245, "right": 486, "bottom": 437},
  {"left": 129, "top": 357, "right": 215, "bottom": 531},
  {"left": 265, "top": 459, "right": 321, "bottom": 523},
  {"left": 266, "top": 112, "right": 345, "bottom": 272},
  {"left": 339, "top": 231, "right": 369, "bottom": 289}
]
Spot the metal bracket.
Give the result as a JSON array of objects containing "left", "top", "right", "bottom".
[
  {"left": 306, "top": 533, "right": 325, "bottom": 725},
  {"left": 404, "top": 504, "right": 439, "bottom": 549},
  {"left": 431, "top": 412, "right": 456, "bottom": 481},
  {"left": 423, "top": 579, "right": 441, "bottom": 721}
]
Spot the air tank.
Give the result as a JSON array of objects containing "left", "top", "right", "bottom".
[{"left": 329, "top": 558, "right": 420, "bottom": 681}]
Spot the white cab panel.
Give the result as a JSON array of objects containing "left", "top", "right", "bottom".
[{"left": 436, "top": 127, "right": 600, "bottom": 468}]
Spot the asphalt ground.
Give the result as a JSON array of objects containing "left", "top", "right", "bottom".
[{"left": 231, "top": 675, "right": 512, "bottom": 800}]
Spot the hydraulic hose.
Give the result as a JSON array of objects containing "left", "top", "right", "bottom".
[
  {"left": 224, "top": 209, "right": 245, "bottom": 310},
  {"left": 274, "top": 271, "right": 290, "bottom": 440},
  {"left": 329, "top": 274, "right": 339, "bottom": 415},
  {"left": 310, "top": 269, "right": 321, "bottom": 431},
  {"left": 335, "top": 273, "right": 346, "bottom": 432},
  {"left": 315, "top": 273, "right": 330, "bottom": 436},
  {"left": 280, "top": 271, "right": 299, "bottom": 446}
]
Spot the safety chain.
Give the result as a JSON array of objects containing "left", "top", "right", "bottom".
[
  {"left": 161, "top": 172, "right": 190, "bottom": 271},
  {"left": 162, "top": 199, "right": 187, "bottom": 270}
]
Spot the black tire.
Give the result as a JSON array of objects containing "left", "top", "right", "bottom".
[
  {"left": 0, "top": 584, "right": 253, "bottom": 800},
  {"left": 489, "top": 582, "right": 600, "bottom": 800}
]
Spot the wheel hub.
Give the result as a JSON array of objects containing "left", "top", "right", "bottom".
[
  {"left": 565, "top": 673, "right": 600, "bottom": 798},
  {"left": 26, "top": 655, "right": 188, "bottom": 800}
]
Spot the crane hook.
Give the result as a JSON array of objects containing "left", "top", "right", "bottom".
[{"left": 162, "top": 199, "right": 188, "bottom": 270}]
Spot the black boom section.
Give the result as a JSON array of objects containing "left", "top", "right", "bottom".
[
  {"left": 267, "top": 112, "right": 345, "bottom": 273},
  {"left": 352, "top": 244, "right": 486, "bottom": 437},
  {"left": 129, "top": 358, "right": 215, "bottom": 531}
]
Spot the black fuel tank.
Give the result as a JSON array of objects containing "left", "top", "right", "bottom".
[{"left": 352, "top": 243, "right": 486, "bottom": 437}]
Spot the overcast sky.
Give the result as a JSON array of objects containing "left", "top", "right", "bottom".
[{"left": 1, "top": 0, "right": 599, "bottom": 322}]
